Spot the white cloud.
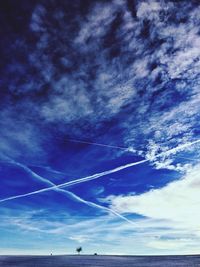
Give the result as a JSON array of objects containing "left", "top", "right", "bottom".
[
  {"left": 106, "top": 164, "right": 200, "bottom": 234},
  {"left": 30, "top": 4, "right": 46, "bottom": 33},
  {"left": 74, "top": 2, "right": 117, "bottom": 45},
  {"left": 0, "top": 110, "right": 45, "bottom": 161},
  {"left": 41, "top": 86, "right": 93, "bottom": 123},
  {"left": 147, "top": 238, "right": 190, "bottom": 250},
  {"left": 25, "top": 0, "right": 200, "bottom": 160},
  {"left": 137, "top": 1, "right": 162, "bottom": 20},
  {"left": 69, "top": 235, "right": 90, "bottom": 243},
  {"left": 2, "top": 203, "right": 200, "bottom": 254}
]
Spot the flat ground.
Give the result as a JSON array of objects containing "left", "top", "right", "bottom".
[{"left": 0, "top": 255, "right": 200, "bottom": 267}]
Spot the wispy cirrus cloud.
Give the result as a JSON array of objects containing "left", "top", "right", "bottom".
[
  {"left": 1, "top": 0, "right": 200, "bottom": 162},
  {"left": 1, "top": 0, "right": 200, "bottom": 255}
]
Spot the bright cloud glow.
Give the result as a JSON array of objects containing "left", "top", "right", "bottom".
[{"left": 107, "top": 164, "right": 200, "bottom": 233}]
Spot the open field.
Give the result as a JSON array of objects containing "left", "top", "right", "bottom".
[{"left": 0, "top": 255, "right": 200, "bottom": 267}]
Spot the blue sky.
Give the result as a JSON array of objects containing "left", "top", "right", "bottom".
[{"left": 0, "top": 0, "right": 200, "bottom": 255}]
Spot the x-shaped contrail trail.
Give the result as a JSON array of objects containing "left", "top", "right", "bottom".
[
  {"left": 0, "top": 159, "right": 148, "bottom": 202},
  {"left": 1, "top": 139, "right": 200, "bottom": 204},
  {"left": 1, "top": 159, "right": 136, "bottom": 226}
]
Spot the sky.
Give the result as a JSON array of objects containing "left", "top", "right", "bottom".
[{"left": 0, "top": 0, "right": 200, "bottom": 256}]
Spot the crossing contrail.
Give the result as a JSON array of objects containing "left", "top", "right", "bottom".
[
  {"left": 3, "top": 159, "right": 136, "bottom": 226},
  {"left": 1, "top": 139, "right": 200, "bottom": 204},
  {"left": 0, "top": 158, "right": 148, "bottom": 202}
]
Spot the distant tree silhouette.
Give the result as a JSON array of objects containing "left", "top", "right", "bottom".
[{"left": 76, "top": 246, "right": 82, "bottom": 254}]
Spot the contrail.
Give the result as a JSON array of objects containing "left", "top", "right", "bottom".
[
  {"left": 157, "top": 139, "right": 200, "bottom": 158},
  {"left": 0, "top": 158, "right": 148, "bottom": 202},
  {"left": 67, "top": 138, "right": 129, "bottom": 150},
  {"left": 3, "top": 159, "right": 136, "bottom": 226},
  {"left": 63, "top": 190, "right": 136, "bottom": 225},
  {"left": 1, "top": 139, "right": 200, "bottom": 203},
  {"left": 177, "top": 156, "right": 200, "bottom": 162}
]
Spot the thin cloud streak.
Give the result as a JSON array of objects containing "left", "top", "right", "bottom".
[
  {"left": 1, "top": 139, "right": 200, "bottom": 204},
  {"left": 67, "top": 138, "right": 129, "bottom": 150}
]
